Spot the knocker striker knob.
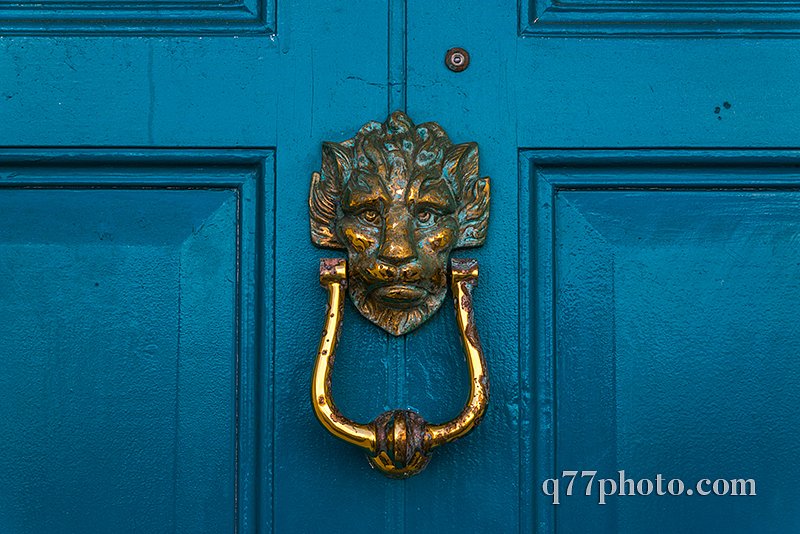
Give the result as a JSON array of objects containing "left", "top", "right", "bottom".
[{"left": 369, "top": 410, "right": 432, "bottom": 479}]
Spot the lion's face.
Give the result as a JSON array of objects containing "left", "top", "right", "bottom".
[
  {"left": 310, "top": 112, "right": 489, "bottom": 335},
  {"left": 336, "top": 157, "right": 459, "bottom": 335}
]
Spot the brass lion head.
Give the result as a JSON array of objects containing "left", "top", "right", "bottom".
[{"left": 309, "top": 111, "right": 490, "bottom": 335}]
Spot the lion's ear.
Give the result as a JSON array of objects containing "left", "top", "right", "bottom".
[
  {"left": 309, "top": 142, "right": 350, "bottom": 249},
  {"left": 444, "top": 142, "right": 490, "bottom": 248}
]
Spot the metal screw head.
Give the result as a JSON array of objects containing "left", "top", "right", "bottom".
[{"left": 445, "top": 47, "right": 470, "bottom": 72}]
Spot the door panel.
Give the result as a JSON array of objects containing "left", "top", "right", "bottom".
[
  {"left": 522, "top": 0, "right": 800, "bottom": 35},
  {"left": 0, "top": 152, "right": 269, "bottom": 532},
  {"left": 527, "top": 152, "right": 800, "bottom": 531},
  {"left": 0, "top": 0, "right": 274, "bottom": 35}
]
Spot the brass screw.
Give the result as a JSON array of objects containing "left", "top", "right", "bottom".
[{"left": 445, "top": 47, "right": 470, "bottom": 72}]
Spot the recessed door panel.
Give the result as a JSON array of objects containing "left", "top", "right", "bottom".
[
  {"left": 0, "top": 153, "right": 268, "bottom": 533},
  {"left": 528, "top": 152, "right": 800, "bottom": 533}
]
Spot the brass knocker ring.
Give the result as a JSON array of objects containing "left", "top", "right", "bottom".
[{"left": 312, "top": 257, "right": 489, "bottom": 478}]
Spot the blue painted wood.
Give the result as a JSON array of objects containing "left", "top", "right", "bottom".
[
  {"left": 0, "top": 151, "right": 272, "bottom": 533},
  {"left": 521, "top": 0, "right": 800, "bottom": 35},
  {"left": 408, "top": 1, "right": 800, "bottom": 531},
  {"left": 524, "top": 150, "right": 800, "bottom": 532},
  {"left": 0, "top": 0, "right": 274, "bottom": 34},
  {"left": 2, "top": 1, "right": 800, "bottom": 533}
]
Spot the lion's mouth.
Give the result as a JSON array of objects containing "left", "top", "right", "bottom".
[{"left": 371, "top": 284, "right": 428, "bottom": 308}]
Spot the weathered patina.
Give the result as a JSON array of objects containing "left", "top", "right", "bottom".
[{"left": 309, "top": 111, "right": 490, "bottom": 335}]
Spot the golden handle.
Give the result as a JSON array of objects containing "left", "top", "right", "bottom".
[
  {"left": 311, "top": 257, "right": 489, "bottom": 478},
  {"left": 312, "top": 258, "right": 377, "bottom": 451}
]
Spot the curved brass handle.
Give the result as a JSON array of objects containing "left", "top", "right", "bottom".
[{"left": 312, "top": 257, "right": 489, "bottom": 478}]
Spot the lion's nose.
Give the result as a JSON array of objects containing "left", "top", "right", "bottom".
[
  {"left": 378, "top": 239, "right": 415, "bottom": 264},
  {"left": 378, "top": 219, "right": 416, "bottom": 265}
]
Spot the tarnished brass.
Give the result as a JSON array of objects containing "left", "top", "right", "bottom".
[
  {"left": 310, "top": 111, "right": 489, "bottom": 335},
  {"left": 309, "top": 112, "right": 490, "bottom": 478},
  {"left": 312, "top": 257, "right": 489, "bottom": 478}
]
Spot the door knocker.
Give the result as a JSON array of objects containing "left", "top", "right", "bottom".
[{"left": 309, "top": 111, "right": 490, "bottom": 478}]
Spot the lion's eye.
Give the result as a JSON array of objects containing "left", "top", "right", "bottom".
[
  {"left": 416, "top": 208, "right": 438, "bottom": 227},
  {"left": 358, "top": 209, "right": 381, "bottom": 225}
]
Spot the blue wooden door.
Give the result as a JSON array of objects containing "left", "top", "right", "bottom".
[{"left": 2, "top": 1, "right": 799, "bottom": 533}]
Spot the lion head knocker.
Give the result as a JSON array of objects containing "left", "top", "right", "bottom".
[
  {"left": 309, "top": 111, "right": 490, "bottom": 335},
  {"left": 309, "top": 112, "right": 490, "bottom": 478}
]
